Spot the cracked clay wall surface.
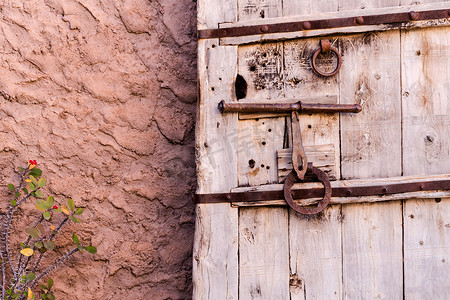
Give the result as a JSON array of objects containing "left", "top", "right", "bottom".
[{"left": 0, "top": 0, "right": 197, "bottom": 299}]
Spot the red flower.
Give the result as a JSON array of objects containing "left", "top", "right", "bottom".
[
  {"left": 28, "top": 160, "right": 37, "bottom": 165},
  {"left": 52, "top": 205, "right": 58, "bottom": 209}
]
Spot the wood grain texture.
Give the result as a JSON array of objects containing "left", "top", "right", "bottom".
[
  {"left": 339, "top": 29, "right": 403, "bottom": 299},
  {"left": 339, "top": 0, "right": 399, "bottom": 11},
  {"left": 277, "top": 144, "right": 337, "bottom": 182},
  {"left": 289, "top": 206, "right": 343, "bottom": 300},
  {"left": 283, "top": 0, "right": 338, "bottom": 17},
  {"left": 283, "top": 29, "right": 343, "bottom": 300},
  {"left": 198, "top": 0, "right": 236, "bottom": 29},
  {"left": 404, "top": 197, "right": 450, "bottom": 299},
  {"left": 402, "top": 26, "right": 450, "bottom": 176},
  {"left": 342, "top": 201, "right": 403, "bottom": 299},
  {"left": 237, "top": 0, "right": 282, "bottom": 22},
  {"left": 340, "top": 31, "right": 402, "bottom": 179},
  {"left": 239, "top": 207, "right": 289, "bottom": 299},
  {"left": 193, "top": 40, "right": 239, "bottom": 299}
]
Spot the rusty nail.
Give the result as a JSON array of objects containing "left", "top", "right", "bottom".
[
  {"left": 354, "top": 16, "right": 364, "bottom": 25},
  {"left": 302, "top": 21, "right": 311, "bottom": 30},
  {"left": 420, "top": 184, "right": 425, "bottom": 190},
  {"left": 409, "top": 11, "right": 419, "bottom": 21},
  {"left": 260, "top": 25, "right": 269, "bottom": 33},
  {"left": 382, "top": 187, "right": 387, "bottom": 193},
  {"left": 346, "top": 189, "right": 352, "bottom": 196}
]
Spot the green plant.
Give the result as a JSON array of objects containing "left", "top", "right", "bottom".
[{"left": 1, "top": 161, "right": 96, "bottom": 300}]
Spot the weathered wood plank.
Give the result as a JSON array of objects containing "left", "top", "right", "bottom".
[
  {"left": 401, "top": 26, "right": 450, "bottom": 176},
  {"left": 193, "top": 40, "right": 239, "bottom": 300},
  {"left": 283, "top": 30, "right": 343, "bottom": 299},
  {"left": 218, "top": 3, "right": 450, "bottom": 45},
  {"left": 236, "top": 5, "right": 290, "bottom": 296},
  {"left": 339, "top": 0, "right": 399, "bottom": 11},
  {"left": 283, "top": 0, "right": 338, "bottom": 17},
  {"left": 339, "top": 29, "right": 403, "bottom": 299},
  {"left": 277, "top": 144, "right": 337, "bottom": 182},
  {"left": 239, "top": 207, "right": 289, "bottom": 299},
  {"left": 289, "top": 206, "right": 343, "bottom": 299},
  {"left": 198, "top": 0, "right": 237, "bottom": 29},
  {"left": 342, "top": 201, "right": 403, "bottom": 299},
  {"left": 237, "top": 0, "right": 282, "bottom": 22},
  {"left": 404, "top": 197, "right": 450, "bottom": 299}
]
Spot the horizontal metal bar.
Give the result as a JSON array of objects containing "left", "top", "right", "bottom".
[
  {"left": 194, "top": 179, "right": 450, "bottom": 204},
  {"left": 218, "top": 100, "right": 362, "bottom": 114},
  {"left": 198, "top": 8, "right": 450, "bottom": 40}
]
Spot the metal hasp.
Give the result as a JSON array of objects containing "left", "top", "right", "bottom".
[
  {"left": 219, "top": 99, "right": 362, "bottom": 215},
  {"left": 311, "top": 40, "right": 342, "bottom": 77},
  {"left": 198, "top": 8, "right": 450, "bottom": 39}
]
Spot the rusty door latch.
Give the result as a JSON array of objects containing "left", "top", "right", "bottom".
[{"left": 219, "top": 100, "right": 362, "bottom": 215}]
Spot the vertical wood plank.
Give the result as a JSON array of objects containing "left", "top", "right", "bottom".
[
  {"left": 404, "top": 198, "right": 450, "bottom": 299},
  {"left": 402, "top": 26, "right": 450, "bottom": 300},
  {"left": 339, "top": 30, "right": 403, "bottom": 299},
  {"left": 342, "top": 202, "right": 404, "bottom": 299},
  {"left": 236, "top": 2, "right": 289, "bottom": 296},
  {"left": 284, "top": 34, "right": 343, "bottom": 300},
  {"left": 401, "top": 27, "right": 450, "bottom": 176},
  {"left": 193, "top": 39, "right": 239, "bottom": 300},
  {"left": 198, "top": 0, "right": 236, "bottom": 29},
  {"left": 282, "top": 0, "right": 338, "bottom": 17},
  {"left": 237, "top": 0, "right": 282, "bottom": 22},
  {"left": 340, "top": 31, "right": 402, "bottom": 180},
  {"left": 239, "top": 207, "right": 289, "bottom": 299},
  {"left": 289, "top": 207, "right": 343, "bottom": 299}
]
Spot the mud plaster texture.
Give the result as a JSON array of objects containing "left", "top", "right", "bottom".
[{"left": 0, "top": 0, "right": 197, "bottom": 299}]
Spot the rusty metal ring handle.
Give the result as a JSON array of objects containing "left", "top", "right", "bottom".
[
  {"left": 283, "top": 163, "right": 332, "bottom": 215},
  {"left": 311, "top": 40, "right": 342, "bottom": 77}
]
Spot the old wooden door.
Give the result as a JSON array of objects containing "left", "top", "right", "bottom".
[{"left": 194, "top": 1, "right": 450, "bottom": 299}]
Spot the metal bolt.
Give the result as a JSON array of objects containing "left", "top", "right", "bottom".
[
  {"left": 354, "top": 16, "right": 364, "bottom": 25},
  {"left": 382, "top": 188, "right": 387, "bottom": 193},
  {"left": 226, "top": 194, "right": 232, "bottom": 200},
  {"left": 260, "top": 25, "right": 269, "bottom": 33},
  {"left": 302, "top": 21, "right": 311, "bottom": 30},
  {"left": 409, "top": 11, "right": 419, "bottom": 21}
]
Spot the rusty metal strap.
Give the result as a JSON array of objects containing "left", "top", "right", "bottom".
[
  {"left": 194, "top": 179, "right": 450, "bottom": 204},
  {"left": 198, "top": 9, "right": 450, "bottom": 40}
]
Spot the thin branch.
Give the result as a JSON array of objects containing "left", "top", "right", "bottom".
[
  {"left": 1, "top": 252, "right": 5, "bottom": 300},
  {"left": 15, "top": 216, "right": 44, "bottom": 276},
  {"left": 29, "top": 248, "right": 79, "bottom": 289}
]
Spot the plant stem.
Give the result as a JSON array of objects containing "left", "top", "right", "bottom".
[
  {"left": 30, "top": 248, "right": 79, "bottom": 289},
  {"left": 1, "top": 253, "right": 5, "bottom": 300}
]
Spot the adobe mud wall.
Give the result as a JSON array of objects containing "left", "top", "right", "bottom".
[{"left": 0, "top": 0, "right": 197, "bottom": 299}]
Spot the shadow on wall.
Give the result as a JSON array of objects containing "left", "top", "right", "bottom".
[{"left": 0, "top": 0, "right": 197, "bottom": 299}]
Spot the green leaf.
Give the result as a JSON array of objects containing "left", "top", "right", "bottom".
[
  {"left": 37, "top": 224, "right": 45, "bottom": 234},
  {"left": 29, "top": 168, "right": 42, "bottom": 177},
  {"left": 29, "top": 175, "right": 38, "bottom": 185},
  {"left": 14, "top": 192, "right": 21, "bottom": 198},
  {"left": 43, "top": 211, "right": 51, "bottom": 220},
  {"left": 35, "top": 241, "right": 43, "bottom": 249},
  {"left": 72, "top": 234, "right": 80, "bottom": 245},
  {"left": 68, "top": 198, "right": 75, "bottom": 211},
  {"left": 85, "top": 246, "right": 97, "bottom": 254},
  {"left": 69, "top": 215, "right": 81, "bottom": 223},
  {"left": 47, "top": 278, "right": 53, "bottom": 289},
  {"left": 48, "top": 293, "right": 55, "bottom": 300},
  {"left": 74, "top": 207, "right": 84, "bottom": 215},
  {"left": 39, "top": 284, "right": 48, "bottom": 291},
  {"left": 38, "top": 178, "right": 47, "bottom": 188},
  {"left": 29, "top": 182, "right": 36, "bottom": 190},
  {"left": 7, "top": 184, "right": 15, "bottom": 192},
  {"left": 11, "top": 199, "right": 16, "bottom": 206},
  {"left": 42, "top": 295, "right": 48, "bottom": 300},
  {"left": 17, "top": 167, "right": 26, "bottom": 172},
  {"left": 37, "top": 199, "right": 51, "bottom": 210},
  {"left": 43, "top": 240, "right": 55, "bottom": 250},
  {"left": 25, "top": 227, "right": 40, "bottom": 239},
  {"left": 23, "top": 188, "right": 28, "bottom": 194},
  {"left": 47, "top": 196, "right": 54, "bottom": 207},
  {"left": 35, "top": 190, "right": 44, "bottom": 198},
  {"left": 27, "top": 272, "right": 36, "bottom": 281},
  {"left": 20, "top": 243, "right": 26, "bottom": 248},
  {"left": 77, "top": 244, "right": 83, "bottom": 250}
]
